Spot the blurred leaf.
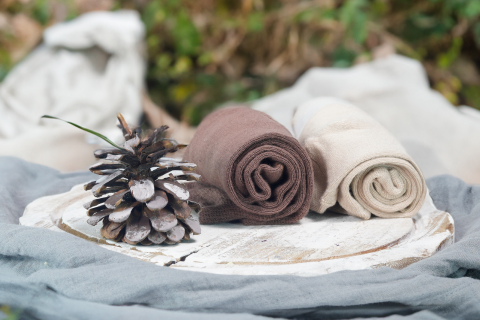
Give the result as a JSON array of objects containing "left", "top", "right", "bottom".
[
  {"left": 32, "top": 0, "right": 50, "bottom": 25},
  {"left": 170, "top": 82, "right": 196, "bottom": 103},
  {"left": 197, "top": 52, "right": 212, "bottom": 66},
  {"left": 351, "top": 12, "right": 367, "bottom": 43},
  {"left": 340, "top": 0, "right": 367, "bottom": 27},
  {"left": 319, "top": 8, "right": 336, "bottom": 20},
  {"left": 437, "top": 37, "right": 462, "bottom": 69},
  {"left": 332, "top": 47, "right": 357, "bottom": 68},
  {"left": 170, "top": 56, "right": 192, "bottom": 76},
  {"left": 154, "top": 10, "right": 167, "bottom": 24},
  {"left": 172, "top": 11, "right": 201, "bottom": 55},
  {"left": 474, "top": 22, "right": 480, "bottom": 49},
  {"left": 450, "top": 76, "right": 462, "bottom": 91},
  {"left": 411, "top": 14, "right": 437, "bottom": 29},
  {"left": 156, "top": 53, "right": 172, "bottom": 70},
  {"left": 434, "top": 81, "right": 459, "bottom": 104},
  {"left": 370, "top": 0, "right": 389, "bottom": 16},
  {"left": 402, "top": 13, "right": 454, "bottom": 43},
  {"left": 463, "top": 85, "right": 480, "bottom": 110},
  {"left": 246, "top": 90, "right": 261, "bottom": 101},
  {"left": 182, "top": 104, "right": 201, "bottom": 125},
  {"left": 247, "top": 12, "right": 264, "bottom": 32},
  {"left": 195, "top": 73, "right": 216, "bottom": 86},
  {"left": 340, "top": 0, "right": 368, "bottom": 44},
  {"left": 295, "top": 9, "right": 319, "bottom": 23},
  {"left": 0, "top": 66, "right": 8, "bottom": 82},
  {"left": 147, "top": 34, "right": 160, "bottom": 49},
  {"left": 434, "top": 76, "right": 461, "bottom": 104},
  {"left": 0, "top": 49, "right": 11, "bottom": 81},
  {"left": 143, "top": 0, "right": 161, "bottom": 30},
  {"left": 463, "top": 0, "right": 480, "bottom": 18}
]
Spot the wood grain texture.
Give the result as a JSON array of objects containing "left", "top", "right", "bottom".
[{"left": 20, "top": 184, "right": 454, "bottom": 276}]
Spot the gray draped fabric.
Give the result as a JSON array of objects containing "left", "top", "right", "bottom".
[{"left": 0, "top": 156, "right": 479, "bottom": 320}]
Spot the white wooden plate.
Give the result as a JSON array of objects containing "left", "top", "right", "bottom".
[{"left": 20, "top": 184, "right": 454, "bottom": 276}]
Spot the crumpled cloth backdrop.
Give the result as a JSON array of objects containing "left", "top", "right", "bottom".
[
  {"left": 0, "top": 10, "right": 144, "bottom": 172},
  {"left": 253, "top": 54, "right": 480, "bottom": 184},
  {"left": 1, "top": 156, "right": 479, "bottom": 320}
]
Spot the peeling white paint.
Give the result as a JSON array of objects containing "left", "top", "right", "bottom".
[{"left": 20, "top": 184, "right": 454, "bottom": 276}]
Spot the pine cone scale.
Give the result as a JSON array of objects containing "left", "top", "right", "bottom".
[
  {"left": 101, "top": 220, "right": 126, "bottom": 241},
  {"left": 94, "top": 184, "right": 126, "bottom": 197},
  {"left": 149, "top": 208, "right": 177, "bottom": 233},
  {"left": 117, "top": 113, "right": 133, "bottom": 139},
  {"left": 89, "top": 162, "right": 126, "bottom": 175},
  {"left": 87, "top": 204, "right": 107, "bottom": 216},
  {"left": 105, "top": 189, "right": 129, "bottom": 209},
  {"left": 170, "top": 200, "right": 191, "bottom": 220},
  {"left": 167, "top": 225, "right": 185, "bottom": 242},
  {"left": 182, "top": 215, "right": 201, "bottom": 235},
  {"left": 124, "top": 135, "right": 140, "bottom": 153},
  {"left": 155, "top": 180, "right": 189, "bottom": 201},
  {"left": 88, "top": 208, "right": 114, "bottom": 226},
  {"left": 94, "top": 148, "right": 128, "bottom": 158},
  {"left": 148, "top": 230, "right": 167, "bottom": 244},
  {"left": 129, "top": 179, "right": 155, "bottom": 202},
  {"left": 83, "top": 197, "right": 107, "bottom": 210},
  {"left": 145, "top": 190, "right": 168, "bottom": 211},
  {"left": 141, "top": 139, "right": 173, "bottom": 156},
  {"left": 109, "top": 203, "right": 137, "bottom": 223},
  {"left": 125, "top": 210, "right": 151, "bottom": 243},
  {"left": 106, "top": 154, "right": 140, "bottom": 167},
  {"left": 91, "top": 171, "right": 125, "bottom": 195}
]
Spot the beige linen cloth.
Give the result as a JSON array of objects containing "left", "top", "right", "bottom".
[
  {"left": 0, "top": 10, "right": 144, "bottom": 171},
  {"left": 293, "top": 97, "right": 427, "bottom": 219},
  {"left": 252, "top": 54, "right": 480, "bottom": 184}
]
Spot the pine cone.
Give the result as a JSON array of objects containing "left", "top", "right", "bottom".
[{"left": 82, "top": 114, "right": 201, "bottom": 245}]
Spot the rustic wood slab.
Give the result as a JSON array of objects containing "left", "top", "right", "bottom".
[{"left": 20, "top": 184, "right": 454, "bottom": 276}]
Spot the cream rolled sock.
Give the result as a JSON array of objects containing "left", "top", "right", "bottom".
[{"left": 293, "top": 98, "right": 427, "bottom": 219}]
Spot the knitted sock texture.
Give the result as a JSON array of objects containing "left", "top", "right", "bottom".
[
  {"left": 294, "top": 98, "right": 427, "bottom": 219},
  {"left": 183, "top": 107, "right": 314, "bottom": 225}
]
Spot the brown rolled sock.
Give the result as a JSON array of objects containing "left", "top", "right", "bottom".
[{"left": 183, "top": 107, "right": 314, "bottom": 225}]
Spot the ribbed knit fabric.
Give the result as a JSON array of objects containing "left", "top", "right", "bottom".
[
  {"left": 293, "top": 98, "right": 427, "bottom": 219},
  {"left": 183, "top": 107, "right": 314, "bottom": 225}
]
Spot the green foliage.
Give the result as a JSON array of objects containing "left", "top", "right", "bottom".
[
  {"left": 463, "top": 85, "right": 480, "bottom": 108},
  {"left": 2, "top": 0, "right": 480, "bottom": 122},
  {"left": 247, "top": 12, "right": 264, "bottom": 32},
  {"left": 32, "top": 0, "right": 50, "bottom": 25},
  {"left": 139, "top": 0, "right": 480, "bottom": 121},
  {"left": 339, "top": 0, "right": 368, "bottom": 43},
  {"left": 437, "top": 37, "right": 463, "bottom": 68},
  {"left": 332, "top": 47, "right": 358, "bottom": 68},
  {"left": 474, "top": 22, "right": 480, "bottom": 48},
  {"left": 0, "top": 49, "right": 11, "bottom": 82}
]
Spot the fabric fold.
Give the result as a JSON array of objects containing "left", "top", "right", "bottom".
[
  {"left": 183, "top": 107, "right": 313, "bottom": 225},
  {"left": 293, "top": 98, "right": 427, "bottom": 219},
  {"left": 0, "top": 10, "right": 144, "bottom": 171}
]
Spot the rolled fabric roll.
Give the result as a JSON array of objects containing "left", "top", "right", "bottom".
[
  {"left": 183, "top": 107, "right": 314, "bottom": 225},
  {"left": 293, "top": 97, "right": 427, "bottom": 219}
]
